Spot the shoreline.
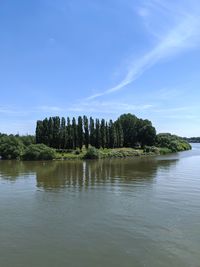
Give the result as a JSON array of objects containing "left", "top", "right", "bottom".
[{"left": 53, "top": 146, "right": 191, "bottom": 161}]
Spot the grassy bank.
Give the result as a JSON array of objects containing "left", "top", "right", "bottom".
[
  {"left": 55, "top": 147, "right": 144, "bottom": 160},
  {"left": 0, "top": 132, "right": 191, "bottom": 160},
  {"left": 54, "top": 145, "right": 188, "bottom": 160}
]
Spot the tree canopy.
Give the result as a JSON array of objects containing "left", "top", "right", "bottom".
[{"left": 35, "top": 114, "right": 157, "bottom": 150}]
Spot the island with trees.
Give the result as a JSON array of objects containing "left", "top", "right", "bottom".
[{"left": 0, "top": 113, "right": 191, "bottom": 160}]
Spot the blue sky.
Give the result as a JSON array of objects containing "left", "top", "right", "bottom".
[{"left": 0, "top": 0, "right": 200, "bottom": 136}]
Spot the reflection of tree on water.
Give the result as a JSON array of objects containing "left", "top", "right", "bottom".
[
  {"left": 0, "top": 158, "right": 178, "bottom": 189},
  {"left": 35, "top": 158, "right": 178, "bottom": 190},
  {"left": 0, "top": 160, "right": 35, "bottom": 181}
]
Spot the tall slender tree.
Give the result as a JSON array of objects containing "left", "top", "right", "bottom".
[
  {"left": 115, "top": 121, "right": 124, "bottom": 147},
  {"left": 100, "top": 119, "right": 106, "bottom": 149},
  {"left": 83, "top": 115, "right": 89, "bottom": 149},
  {"left": 77, "top": 116, "right": 83, "bottom": 150},
  {"left": 109, "top": 120, "right": 117, "bottom": 148},
  {"left": 72, "top": 117, "right": 77, "bottom": 149},
  {"left": 52, "top": 116, "right": 61, "bottom": 148},
  {"left": 48, "top": 117, "right": 54, "bottom": 147},
  {"left": 67, "top": 117, "right": 73, "bottom": 149},
  {"left": 60, "top": 117, "right": 66, "bottom": 149},
  {"left": 36, "top": 120, "right": 44, "bottom": 144},
  {"left": 95, "top": 119, "right": 101, "bottom": 148},
  {"left": 105, "top": 122, "right": 110, "bottom": 148},
  {"left": 89, "top": 117, "right": 95, "bottom": 147},
  {"left": 42, "top": 118, "right": 49, "bottom": 146}
]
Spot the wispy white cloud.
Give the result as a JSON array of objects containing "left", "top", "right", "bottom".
[
  {"left": 69, "top": 101, "right": 153, "bottom": 114},
  {"left": 37, "top": 106, "right": 63, "bottom": 112},
  {"left": 0, "top": 106, "right": 29, "bottom": 116},
  {"left": 87, "top": 0, "right": 200, "bottom": 100}
]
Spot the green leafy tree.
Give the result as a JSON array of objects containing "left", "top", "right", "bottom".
[
  {"left": 52, "top": 117, "right": 61, "bottom": 148},
  {"left": 0, "top": 135, "right": 24, "bottom": 159},
  {"left": 72, "top": 117, "right": 77, "bottom": 149},
  {"left": 100, "top": 119, "right": 106, "bottom": 148},
  {"left": 95, "top": 119, "right": 101, "bottom": 148},
  {"left": 23, "top": 144, "right": 56, "bottom": 160},
  {"left": 115, "top": 121, "right": 124, "bottom": 147},
  {"left": 117, "top": 114, "right": 138, "bottom": 147},
  {"left": 67, "top": 117, "right": 73, "bottom": 149},
  {"left": 109, "top": 120, "right": 117, "bottom": 148},
  {"left": 60, "top": 117, "right": 67, "bottom": 149},
  {"left": 138, "top": 124, "right": 156, "bottom": 147},
  {"left": 48, "top": 117, "right": 54, "bottom": 147},
  {"left": 77, "top": 116, "right": 83, "bottom": 150},
  {"left": 83, "top": 115, "right": 89, "bottom": 149},
  {"left": 36, "top": 120, "right": 44, "bottom": 144},
  {"left": 89, "top": 117, "right": 95, "bottom": 147},
  {"left": 42, "top": 118, "right": 49, "bottom": 146},
  {"left": 19, "top": 135, "right": 35, "bottom": 146},
  {"left": 156, "top": 133, "right": 191, "bottom": 152},
  {"left": 105, "top": 122, "right": 110, "bottom": 148}
]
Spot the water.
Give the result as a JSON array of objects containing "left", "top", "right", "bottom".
[{"left": 0, "top": 144, "right": 200, "bottom": 267}]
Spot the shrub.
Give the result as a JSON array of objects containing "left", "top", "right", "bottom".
[
  {"left": 22, "top": 144, "right": 56, "bottom": 160},
  {"left": 83, "top": 146, "right": 99, "bottom": 159},
  {"left": 143, "top": 146, "right": 160, "bottom": 154},
  {"left": 159, "top": 147, "right": 172, "bottom": 155},
  {"left": 156, "top": 133, "right": 191, "bottom": 152},
  {"left": 0, "top": 135, "right": 24, "bottom": 159},
  {"left": 74, "top": 148, "right": 81, "bottom": 155}
]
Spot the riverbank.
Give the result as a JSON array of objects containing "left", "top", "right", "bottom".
[
  {"left": 0, "top": 132, "right": 192, "bottom": 160},
  {"left": 54, "top": 145, "right": 190, "bottom": 160}
]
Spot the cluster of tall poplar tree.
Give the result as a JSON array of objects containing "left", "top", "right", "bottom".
[{"left": 36, "top": 114, "right": 156, "bottom": 150}]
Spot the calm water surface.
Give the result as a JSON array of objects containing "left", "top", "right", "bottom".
[{"left": 0, "top": 144, "right": 200, "bottom": 267}]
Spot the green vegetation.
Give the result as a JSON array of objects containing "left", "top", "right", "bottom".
[
  {"left": 0, "top": 135, "right": 24, "bottom": 159},
  {"left": 23, "top": 144, "right": 56, "bottom": 160},
  {"left": 36, "top": 113, "right": 156, "bottom": 150},
  {"left": 83, "top": 146, "right": 100, "bottom": 159},
  {"left": 0, "top": 114, "right": 192, "bottom": 160},
  {"left": 156, "top": 133, "right": 191, "bottom": 153}
]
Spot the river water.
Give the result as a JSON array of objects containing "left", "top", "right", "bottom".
[{"left": 0, "top": 144, "right": 200, "bottom": 267}]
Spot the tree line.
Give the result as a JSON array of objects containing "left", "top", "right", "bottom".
[
  {"left": 36, "top": 113, "right": 157, "bottom": 150},
  {"left": 184, "top": 137, "right": 200, "bottom": 143}
]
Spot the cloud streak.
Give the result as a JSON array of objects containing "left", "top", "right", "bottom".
[
  {"left": 68, "top": 101, "right": 153, "bottom": 114},
  {"left": 87, "top": 1, "right": 200, "bottom": 100}
]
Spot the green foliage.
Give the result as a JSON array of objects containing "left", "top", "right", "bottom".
[
  {"left": 74, "top": 148, "right": 81, "bottom": 155},
  {"left": 100, "top": 119, "right": 106, "bottom": 149},
  {"left": 95, "top": 119, "right": 101, "bottom": 148},
  {"left": 137, "top": 123, "right": 156, "bottom": 147},
  {"left": 89, "top": 117, "right": 95, "bottom": 147},
  {"left": 34, "top": 114, "right": 190, "bottom": 155},
  {"left": 22, "top": 144, "right": 56, "bottom": 160},
  {"left": 77, "top": 116, "right": 83, "bottom": 150},
  {"left": 83, "top": 146, "right": 99, "bottom": 159},
  {"left": 158, "top": 147, "right": 172, "bottom": 155},
  {"left": 17, "top": 135, "right": 35, "bottom": 146},
  {"left": 60, "top": 117, "right": 67, "bottom": 149},
  {"left": 83, "top": 116, "right": 89, "bottom": 149},
  {"left": 0, "top": 135, "right": 24, "bottom": 159},
  {"left": 72, "top": 117, "right": 77, "bottom": 149},
  {"left": 143, "top": 146, "right": 160, "bottom": 154},
  {"left": 156, "top": 133, "right": 191, "bottom": 152},
  {"left": 109, "top": 120, "right": 117, "bottom": 148},
  {"left": 116, "top": 113, "right": 138, "bottom": 147},
  {"left": 100, "top": 148, "right": 142, "bottom": 158}
]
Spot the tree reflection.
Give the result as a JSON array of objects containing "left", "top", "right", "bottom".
[{"left": 0, "top": 158, "right": 178, "bottom": 190}]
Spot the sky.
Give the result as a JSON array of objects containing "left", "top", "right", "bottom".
[{"left": 0, "top": 0, "right": 200, "bottom": 136}]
